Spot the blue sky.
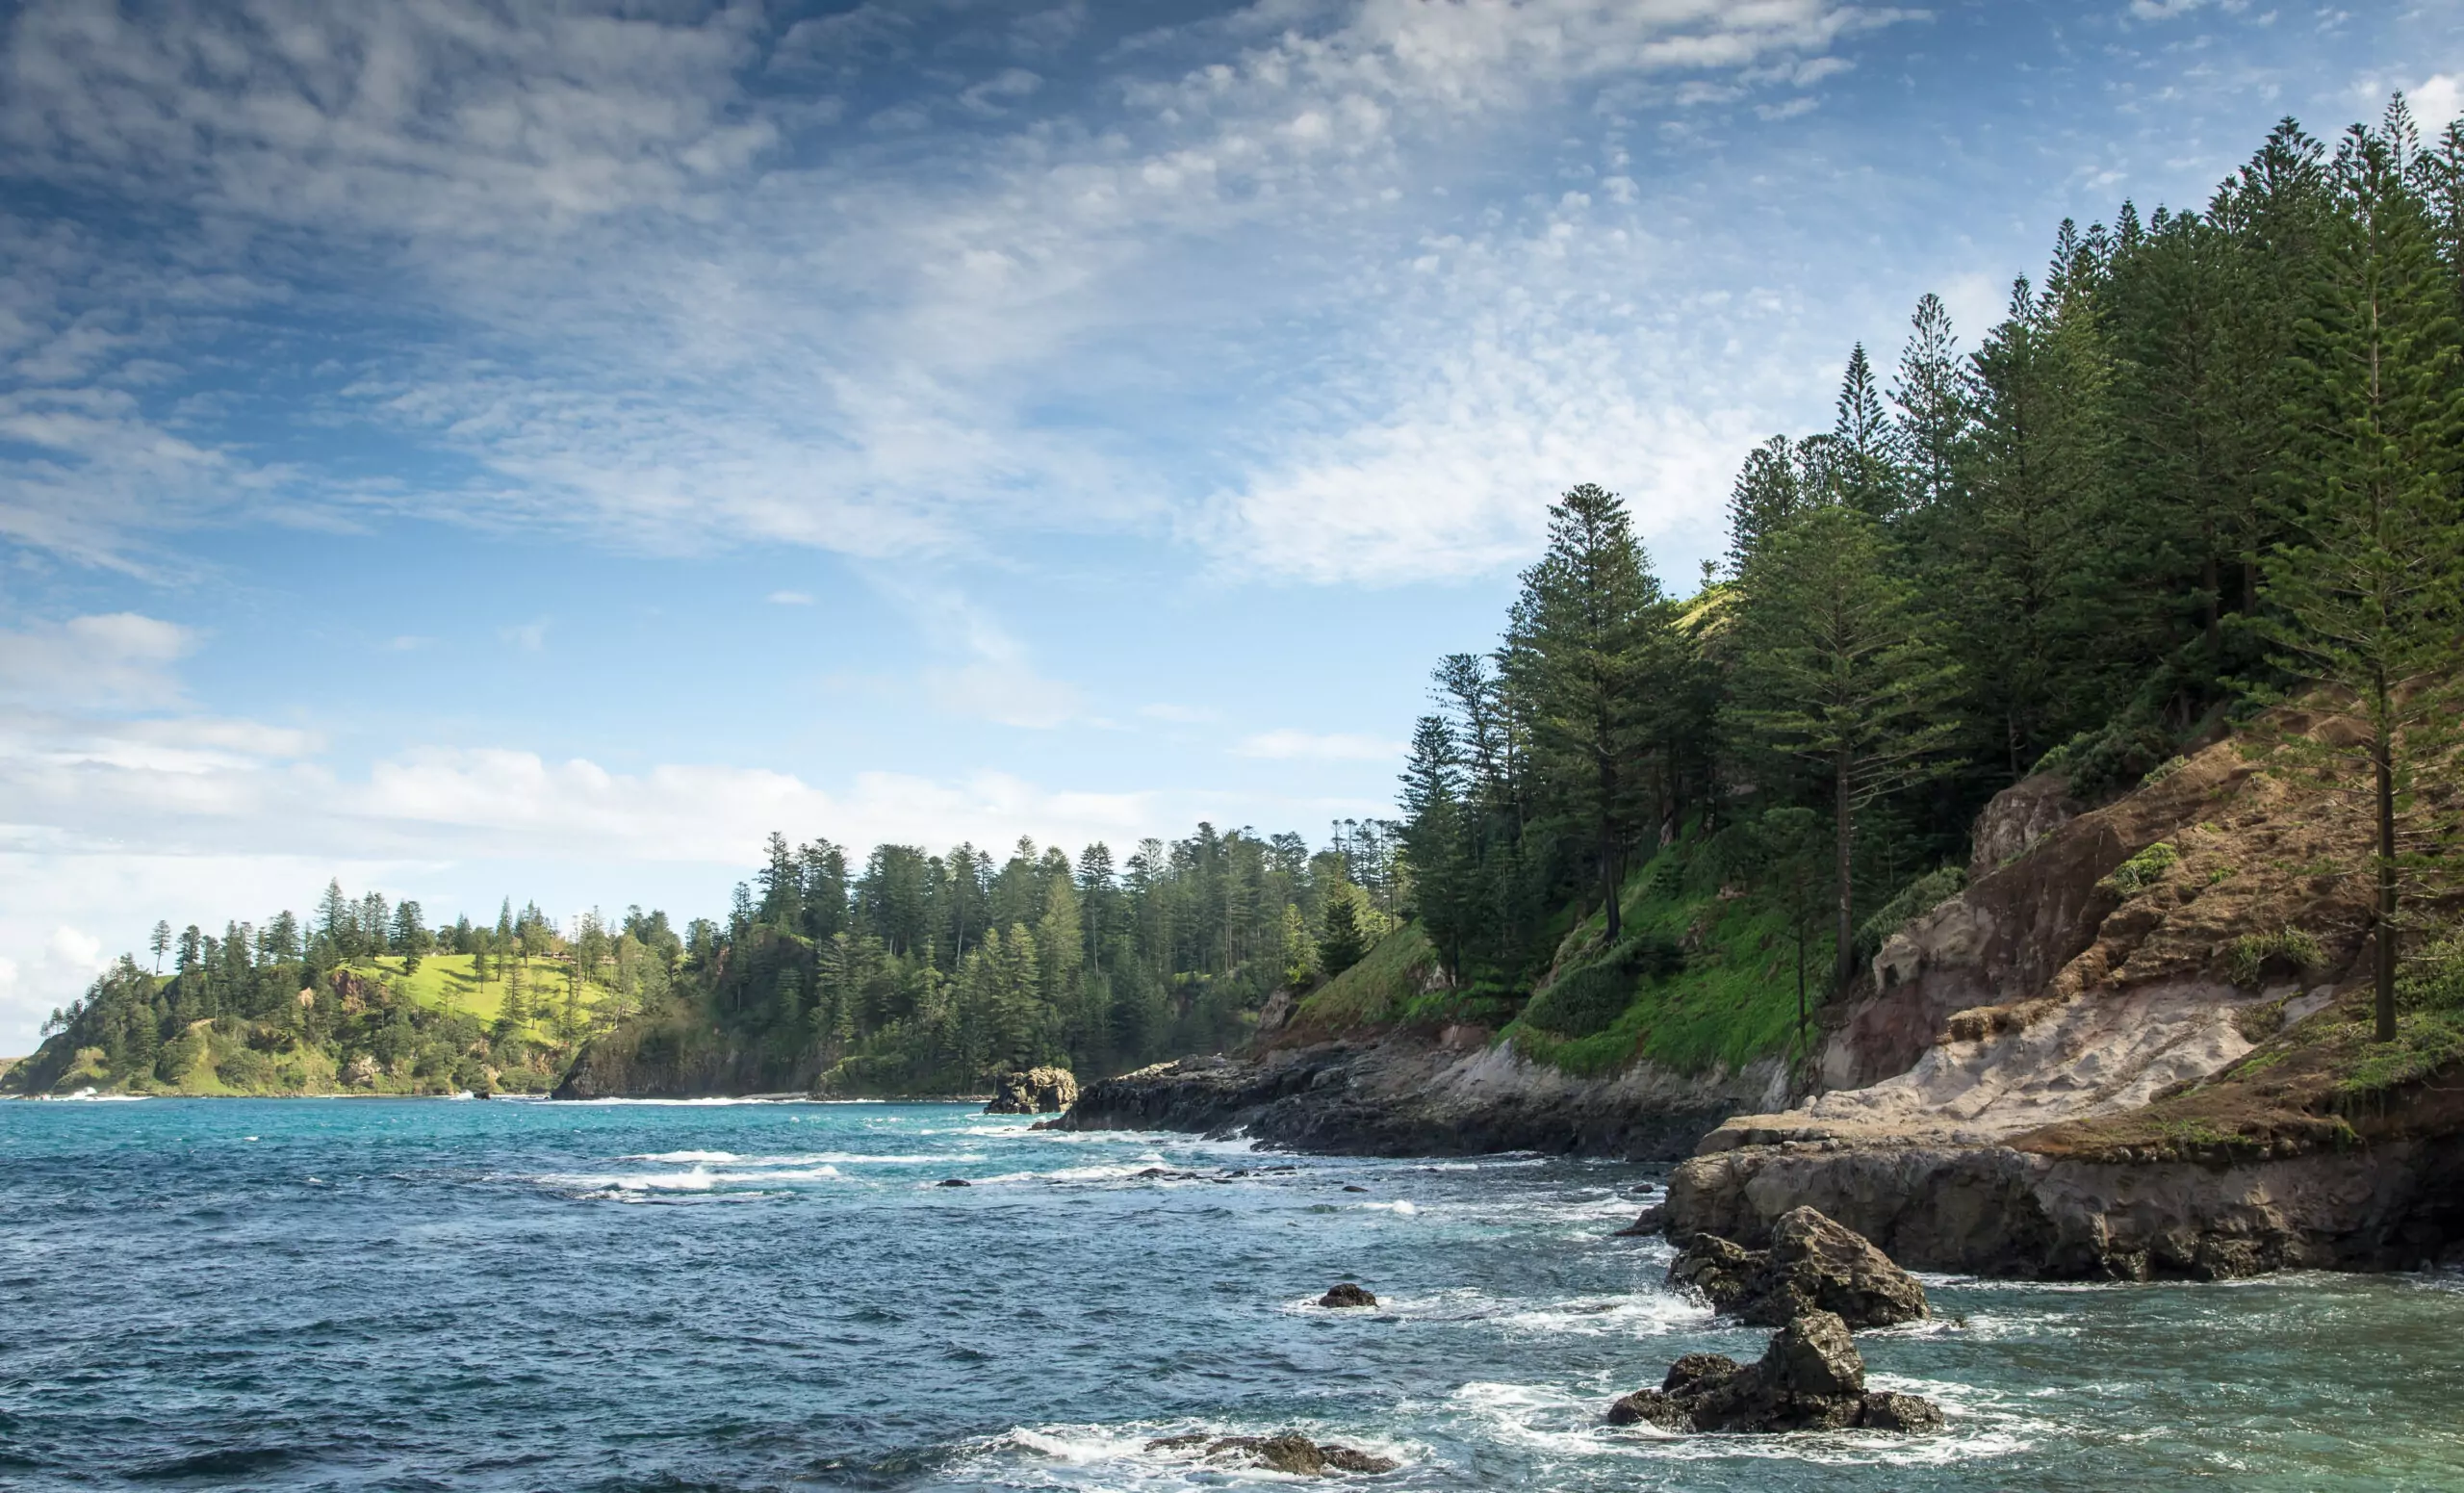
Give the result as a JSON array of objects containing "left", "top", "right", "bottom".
[{"left": 1, "top": 0, "right": 2457, "bottom": 1050}]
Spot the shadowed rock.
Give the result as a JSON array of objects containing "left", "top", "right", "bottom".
[
  {"left": 1606, "top": 1310, "right": 1942, "bottom": 1435},
  {"left": 1670, "top": 1207, "right": 1927, "bottom": 1329},
  {"left": 1318, "top": 1282, "right": 1378, "bottom": 1308},
  {"left": 1144, "top": 1432, "right": 1398, "bottom": 1476}
]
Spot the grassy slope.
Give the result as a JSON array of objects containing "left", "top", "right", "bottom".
[
  {"left": 353, "top": 953, "right": 615, "bottom": 1039},
  {"left": 1288, "top": 922, "right": 1435, "bottom": 1035},
  {"left": 1503, "top": 840, "right": 1835, "bottom": 1078},
  {"left": 1281, "top": 836, "right": 1842, "bottom": 1080}
]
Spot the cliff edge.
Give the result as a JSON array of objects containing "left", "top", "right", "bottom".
[{"left": 1667, "top": 723, "right": 2464, "bottom": 1278}]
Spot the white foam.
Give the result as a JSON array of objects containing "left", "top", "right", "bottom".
[{"left": 544, "top": 1163, "right": 841, "bottom": 1194}]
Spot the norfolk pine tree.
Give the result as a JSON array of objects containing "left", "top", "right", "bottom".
[
  {"left": 1733, "top": 504, "right": 1961, "bottom": 991},
  {"left": 1501, "top": 483, "right": 1667, "bottom": 941},
  {"left": 2251, "top": 116, "right": 2464, "bottom": 1043}
]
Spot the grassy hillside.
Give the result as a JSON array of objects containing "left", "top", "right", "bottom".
[
  {"left": 1279, "top": 833, "right": 1880, "bottom": 1082},
  {"left": 349, "top": 953, "right": 617, "bottom": 1039},
  {"left": 1502, "top": 840, "right": 1841, "bottom": 1078},
  {"left": 1288, "top": 922, "right": 1437, "bottom": 1036}
]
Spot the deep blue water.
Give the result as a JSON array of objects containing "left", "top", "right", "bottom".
[{"left": 3, "top": 1097, "right": 2461, "bottom": 1491}]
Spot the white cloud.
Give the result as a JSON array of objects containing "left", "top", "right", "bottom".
[
  {"left": 767, "top": 590, "right": 814, "bottom": 605},
  {"left": 0, "top": 612, "right": 197, "bottom": 708},
  {"left": 0, "top": 0, "right": 1912, "bottom": 577},
  {"left": 1139, "top": 702, "right": 1219, "bottom": 724},
  {"left": 1233, "top": 728, "right": 1405, "bottom": 760}
]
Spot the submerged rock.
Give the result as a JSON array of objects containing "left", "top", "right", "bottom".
[
  {"left": 1606, "top": 1309, "right": 1941, "bottom": 1435},
  {"left": 1318, "top": 1282, "right": 1378, "bottom": 1308},
  {"left": 936, "top": 1178, "right": 971, "bottom": 1188},
  {"left": 986, "top": 1066, "right": 1079, "bottom": 1115},
  {"left": 1669, "top": 1206, "right": 1927, "bottom": 1329},
  {"left": 1144, "top": 1431, "right": 1398, "bottom": 1476}
]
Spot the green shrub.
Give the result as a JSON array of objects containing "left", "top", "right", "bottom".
[
  {"left": 2400, "top": 927, "right": 2464, "bottom": 1013},
  {"left": 2224, "top": 926, "right": 2325, "bottom": 987},
  {"left": 2141, "top": 755, "right": 2190, "bottom": 787},
  {"left": 2033, "top": 716, "right": 2175, "bottom": 799},
  {"left": 2099, "top": 841, "right": 2182, "bottom": 897},
  {"left": 1855, "top": 865, "right": 1966, "bottom": 960},
  {"left": 1520, "top": 933, "right": 1682, "bottom": 1038},
  {"left": 2334, "top": 1012, "right": 2464, "bottom": 1110}
]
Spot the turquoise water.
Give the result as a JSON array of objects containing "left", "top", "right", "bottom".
[{"left": 3, "top": 1098, "right": 2461, "bottom": 1490}]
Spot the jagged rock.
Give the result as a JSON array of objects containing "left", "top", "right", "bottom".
[
  {"left": 1968, "top": 771, "right": 2079, "bottom": 884},
  {"left": 1668, "top": 1232, "right": 1758, "bottom": 1310},
  {"left": 342, "top": 1054, "right": 379, "bottom": 1088},
  {"left": 986, "top": 1066, "right": 1079, "bottom": 1115},
  {"left": 1856, "top": 1391, "right": 1947, "bottom": 1432},
  {"left": 1669, "top": 1207, "right": 1927, "bottom": 1329},
  {"left": 1146, "top": 1432, "right": 1397, "bottom": 1476},
  {"left": 1614, "top": 1201, "right": 1667, "bottom": 1236},
  {"left": 1318, "top": 1282, "right": 1378, "bottom": 1307},
  {"left": 1604, "top": 1388, "right": 1691, "bottom": 1430},
  {"left": 1764, "top": 1308, "right": 1863, "bottom": 1398},
  {"left": 1608, "top": 1310, "right": 1941, "bottom": 1435}
]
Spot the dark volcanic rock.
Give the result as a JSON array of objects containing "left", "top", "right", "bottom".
[
  {"left": 1669, "top": 1207, "right": 1927, "bottom": 1329},
  {"left": 1318, "top": 1282, "right": 1378, "bottom": 1308},
  {"left": 936, "top": 1177, "right": 970, "bottom": 1188},
  {"left": 1146, "top": 1432, "right": 1397, "bottom": 1476},
  {"left": 1055, "top": 1039, "right": 1762, "bottom": 1160},
  {"left": 1614, "top": 1201, "right": 1668, "bottom": 1236},
  {"left": 1856, "top": 1391, "right": 1947, "bottom": 1432},
  {"left": 1607, "top": 1310, "right": 1941, "bottom": 1435}
]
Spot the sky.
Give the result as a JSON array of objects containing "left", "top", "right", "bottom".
[{"left": 2, "top": 0, "right": 2460, "bottom": 1053}]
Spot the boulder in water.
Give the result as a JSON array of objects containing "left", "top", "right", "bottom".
[
  {"left": 936, "top": 1177, "right": 971, "bottom": 1188},
  {"left": 1143, "top": 1432, "right": 1397, "bottom": 1477},
  {"left": 985, "top": 1066, "right": 1079, "bottom": 1115},
  {"left": 1606, "top": 1310, "right": 1942, "bottom": 1435},
  {"left": 1670, "top": 1207, "right": 1926, "bottom": 1329},
  {"left": 1318, "top": 1282, "right": 1378, "bottom": 1308}
]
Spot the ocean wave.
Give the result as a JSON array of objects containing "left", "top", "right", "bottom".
[
  {"left": 542, "top": 1163, "right": 842, "bottom": 1194},
  {"left": 620, "top": 1150, "right": 978, "bottom": 1166},
  {"left": 41, "top": 1088, "right": 150, "bottom": 1101},
  {"left": 974, "top": 1420, "right": 1414, "bottom": 1486}
]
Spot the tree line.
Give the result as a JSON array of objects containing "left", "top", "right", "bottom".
[
  {"left": 18, "top": 815, "right": 1402, "bottom": 1094},
  {"left": 1402, "top": 100, "right": 2464, "bottom": 1046},
  {"left": 698, "top": 819, "right": 1399, "bottom": 1093}
]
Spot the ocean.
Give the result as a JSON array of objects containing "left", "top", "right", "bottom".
[{"left": 3, "top": 1096, "right": 2459, "bottom": 1490}]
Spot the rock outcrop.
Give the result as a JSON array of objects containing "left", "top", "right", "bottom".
[
  {"left": 1607, "top": 1310, "right": 1942, "bottom": 1435},
  {"left": 985, "top": 1066, "right": 1078, "bottom": 1115},
  {"left": 1058, "top": 1039, "right": 1781, "bottom": 1160},
  {"left": 1318, "top": 1282, "right": 1377, "bottom": 1308},
  {"left": 1668, "top": 1206, "right": 1927, "bottom": 1328}
]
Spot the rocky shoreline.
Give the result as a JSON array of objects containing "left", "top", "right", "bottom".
[
  {"left": 1055, "top": 736, "right": 2464, "bottom": 1282},
  {"left": 1056, "top": 1034, "right": 1780, "bottom": 1160}
]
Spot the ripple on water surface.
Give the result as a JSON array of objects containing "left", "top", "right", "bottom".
[{"left": 2, "top": 1097, "right": 2461, "bottom": 1491}]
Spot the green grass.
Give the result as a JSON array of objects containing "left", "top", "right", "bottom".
[
  {"left": 1290, "top": 923, "right": 1434, "bottom": 1033},
  {"left": 1505, "top": 841, "right": 1843, "bottom": 1078},
  {"left": 353, "top": 954, "right": 616, "bottom": 1038}
]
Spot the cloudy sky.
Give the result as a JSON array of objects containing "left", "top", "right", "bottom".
[{"left": 1, "top": 0, "right": 2456, "bottom": 1051}]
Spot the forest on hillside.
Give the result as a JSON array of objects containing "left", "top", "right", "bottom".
[
  {"left": 1399, "top": 100, "right": 2464, "bottom": 1059},
  {"left": 5, "top": 820, "right": 1402, "bottom": 1095}
]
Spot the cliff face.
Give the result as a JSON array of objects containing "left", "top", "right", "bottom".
[
  {"left": 552, "top": 1016, "right": 820, "bottom": 1100},
  {"left": 1667, "top": 725, "right": 2464, "bottom": 1278}
]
